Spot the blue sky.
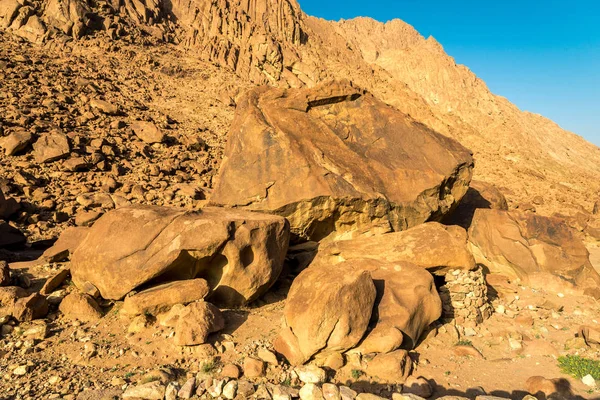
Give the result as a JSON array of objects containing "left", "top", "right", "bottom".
[{"left": 298, "top": 0, "right": 600, "bottom": 146}]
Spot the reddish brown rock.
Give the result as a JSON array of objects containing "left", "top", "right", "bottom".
[
  {"left": 70, "top": 205, "right": 289, "bottom": 307},
  {"left": 314, "top": 222, "right": 475, "bottom": 276},
  {"left": 59, "top": 292, "right": 103, "bottom": 322},
  {"left": 174, "top": 300, "right": 224, "bottom": 346},
  {"left": 122, "top": 279, "right": 210, "bottom": 316},
  {"left": 469, "top": 209, "right": 600, "bottom": 293},
  {"left": 274, "top": 265, "right": 376, "bottom": 365},
  {"left": 13, "top": 293, "right": 49, "bottom": 321},
  {"left": 210, "top": 80, "right": 473, "bottom": 242}
]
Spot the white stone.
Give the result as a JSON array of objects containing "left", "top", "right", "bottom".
[
  {"left": 582, "top": 374, "right": 596, "bottom": 387},
  {"left": 300, "top": 383, "right": 325, "bottom": 400},
  {"left": 223, "top": 380, "right": 237, "bottom": 399},
  {"left": 296, "top": 365, "right": 326, "bottom": 384}
]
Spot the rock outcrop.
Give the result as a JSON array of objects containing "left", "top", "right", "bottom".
[
  {"left": 70, "top": 205, "right": 290, "bottom": 306},
  {"left": 210, "top": 80, "right": 473, "bottom": 242},
  {"left": 469, "top": 209, "right": 600, "bottom": 294}
]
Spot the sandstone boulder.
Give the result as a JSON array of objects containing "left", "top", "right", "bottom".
[
  {"left": 59, "top": 292, "right": 103, "bottom": 322},
  {"left": 70, "top": 205, "right": 289, "bottom": 306},
  {"left": 122, "top": 279, "right": 210, "bottom": 316},
  {"left": 0, "top": 286, "right": 27, "bottom": 317},
  {"left": 173, "top": 300, "right": 225, "bottom": 346},
  {"left": 0, "top": 221, "right": 25, "bottom": 247},
  {"left": 352, "top": 260, "right": 442, "bottom": 353},
  {"left": 13, "top": 293, "right": 49, "bottom": 321},
  {"left": 314, "top": 222, "right": 475, "bottom": 276},
  {"left": 210, "top": 80, "right": 473, "bottom": 242},
  {"left": 0, "top": 0, "right": 20, "bottom": 28},
  {"left": 468, "top": 209, "right": 600, "bottom": 293},
  {"left": 273, "top": 265, "right": 376, "bottom": 365},
  {"left": 366, "top": 350, "right": 413, "bottom": 384}
]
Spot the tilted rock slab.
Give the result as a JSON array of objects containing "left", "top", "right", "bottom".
[
  {"left": 210, "top": 80, "right": 473, "bottom": 242},
  {"left": 275, "top": 258, "right": 441, "bottom": 364},
  {"left": 314, "top": 222, "right": 476, "bottom": 276},
  {"left": 70, "top": 205, "right": 289, "bottom": 306},
  {"left": 469, "top": 209, "right": 600, "bottom": 295}
]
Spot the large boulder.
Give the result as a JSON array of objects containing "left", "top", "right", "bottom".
[
  {"left": 314, "top": 222, "right": 475, "bottom": 276},
  {"left": 210, "top": 80, "right": 473, "bottom": 242},
  {"left": 273, "top": 264, "right": 377, "bottom": 365},
  {"left": 468, "top": 209, "right": 600, "bottom": 292},
  {"left": 70, "top": 205, "right": 289, "bottom": 306},
  {"left": 352, "top": 260, "right": 442, "bottom": 354},
  {"left": 275, "top": 258, "right": 441, "bottom": 364}
]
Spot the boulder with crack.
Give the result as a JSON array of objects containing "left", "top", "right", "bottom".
[
  {"left": 468, "top": 209, "right": 600, "bottom": 296},
  {"left": 69, "top": 205, "right": 290, "bottom": 307},
  {"left": 210, "top": 80, "right": 473, "bottom": 242}
]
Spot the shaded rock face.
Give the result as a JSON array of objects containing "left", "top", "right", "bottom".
[
  {"left": 443, "top": 180, "right": 508, "bottom": 229},
  {"left": 275, "top": 258, "right": 441, "bottom": 365},
  {"left": 70, "top": 205, "right": 290, "bottom": 306},
  {"left": 210, "top": 81, "right": 474, "bottom": 243},
  {"left": 314, "top": 222, "right": 475, "bottom": 276},
  {"left": 273, "top": 265, "right": 377, "bottom": 365},
  {"left": 469, "top": 209, "right": 600, "bottom": 292}
]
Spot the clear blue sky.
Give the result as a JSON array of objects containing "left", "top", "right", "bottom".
[{"left": 298, "top": 0, "right": 600, "bottom": 146}]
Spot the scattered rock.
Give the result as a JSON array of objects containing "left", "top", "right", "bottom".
[
  {"left": 132, "top": 121, "right": 166, "bottom": 143},
  {"left": 58, "top": 292, "right": 103, "bottom": 322},
  {"left": 174, "top": 300, "right": 224, "bottom": 346},
  {"left": 33, "top": 131, "right": 70, "bottom": 163},
  {"left": 13, "top": 293, "right": 49, "bottom": 321}
]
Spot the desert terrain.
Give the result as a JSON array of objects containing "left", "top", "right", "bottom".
[{"left": 1, "top": 1, "right": 600, "bottom": 400}]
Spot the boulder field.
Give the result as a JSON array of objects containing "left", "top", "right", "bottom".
[{"left": 1, "top": 81, "right": 600, "bottom": 399}]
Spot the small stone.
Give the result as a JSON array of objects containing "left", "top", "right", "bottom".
[
  {"left": 582, "top": 374, "right": 596, "bottom": 387},
  {"left": 339, "top": 386, "right": 358, "bottom": 400},
  {"left": 300, "top": 383, "right": 324, "bottom": 400},
  {"left": 322, "top": 383, "right": 341, "bottom": 400},
  {"left": 122, "top": 381, "right": 166, "bottom": 399},
  {"left": 33, "top": 132, "right": 70, "bottom": 163},
  {"left": 258, "top": 348, "right": 279, "bottom": 364},
  {"left": 13, "top": 365, "right": 30, "bottom": 376},
  {"left": 402, "top": 376, "right": 432, "bottom": 398},
  {"left": 132, "top": 121, "right": 165, "bottom": 143},
  {"left": 221, "top": 363, "right": 241, "bottom": 379},
  {"left": 356, "top": 394, "right": 386, "bottom": 400},
  {"left": 296, "top": 365, "right": 327, "bottom": 384},
  {"left": 222, "top": 380, "right": 237, "bottom": 399},
  {"left": 75, "top": 211, "right": 103, "bottom": 227},
  {"left": 128, "top": 314, "right": 151, "bottom": 334},
  {"left": 207, "top": 378, "right": 226, "bottom": 397},
  {"left": 13, "top": 293, "right": 49, "bottom": 321},
  {"left": 1, "top": 130, "right": 33, "bottom": 156},
  {"left": 244, "top": 357, "right": 265, "bottom": 378},
  {"left": 165, "top": 382, "right": 179, "bottom": 400},
  {"left": 59, "top": 292, "right": 103, "bottom": 322},
  {"left": 392, "top": 394, "right": 427, "bottom": 400},
  {"left": 177, "top": 377, "right": 195, "bottom": 399},
  {"left": 90, "top": 99, "right": 119, "bottom": 115}
]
